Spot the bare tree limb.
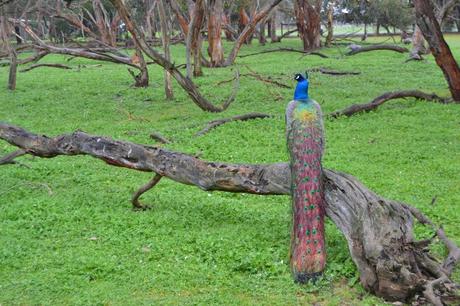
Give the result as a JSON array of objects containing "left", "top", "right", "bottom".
[
  {"left": 329, "top": 90, "right": 452, "bottom": 118},
  {"left": 20, "top": 63, "right": 72, "bottom": 72},
  {"left": 195, "top": 112, "right": 272, "bottom": 136}
]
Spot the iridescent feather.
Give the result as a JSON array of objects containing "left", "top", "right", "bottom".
[{"left": 286, "top": 73, "right": 326, "bottom": 283}]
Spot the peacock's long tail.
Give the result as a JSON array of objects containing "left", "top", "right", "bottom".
[{"left": 286, "top": 99, "right": 326, "bottom": 283}]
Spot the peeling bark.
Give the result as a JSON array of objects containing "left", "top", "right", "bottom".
[
  {"left": 207, "top": 0, "right": 224, "bottom": 67},
  {"left": 0, "top": 122, "right": 458, "bottom": 304},
  {"left": 294, "top": 0, "right": 321, "bottom": 51}
]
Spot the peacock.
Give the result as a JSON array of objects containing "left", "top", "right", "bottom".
[{"left": 286, "top": 72, "right": 326, "bottom": 283}]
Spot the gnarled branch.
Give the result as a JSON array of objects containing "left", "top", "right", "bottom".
[{"left": 329, "top": 90, "right": 452, "bottom": 118}]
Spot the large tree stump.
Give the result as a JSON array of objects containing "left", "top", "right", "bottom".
[{"left": 0, "top": 122, "right": 458, "bottom": 305}]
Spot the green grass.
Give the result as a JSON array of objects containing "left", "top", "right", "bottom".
[{"left": 1, "top": 35, "right": 459, "bottom": 305}]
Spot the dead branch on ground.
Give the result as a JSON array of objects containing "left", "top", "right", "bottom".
[
  {"left": 20, "top": 63, "right": 72, "bottom": 72},
  {"left": 238, "top": 47, "right": 329, "bottom": 59},
  {"left": 329, "top": 90, "right": 452, "bottom": 118},
  {"left": 308, "top": 67, "right": 361, "bottom": 76},
  {"left": 346, "top": 44, "right": 409, "bottom": 56},
  {"left": 195, "top": 113, "right": 272, "bottom": 136}
]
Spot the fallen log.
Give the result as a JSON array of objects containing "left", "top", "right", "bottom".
[
  {"left": 346, "top": 44, "right": 409, "bottom": 56},
  {"left": 0, "top": 122, "right": 458, "bottom": 305},
  {"left": 238, "top": 47, "right": 329, "bottom": 59},
  {"left": 329, "top": 90, "right": 452, "bottom": 118}
]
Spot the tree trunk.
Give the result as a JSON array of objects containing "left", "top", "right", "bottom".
[
  {"left": 325, "top": 1, "right": 334, "bottom": 47},
  {"left": 207, "top": 0, "right": 224, "bottom": 67},
  {"left": 410, "top": 25, "right": 426, "bottom": 58},
  {"left": 169, "top": 0, "right": 189, "bottom": 37},
  {"left": 145, "top": 0, "right": 156, "bottom": 40},
  {"left": 158, "top": 0, "right": 173, "bottom": 99},
  {"left": 1, "top": 122, "right": 459, "bottom": 305},
  {"left": 222, "top": 14, "right": 234, "bottom": 41},
  {"left": 8, "top": 49, "right": 17, "bottom": 90},
  {"left": 414, "top": 0, "right": 460, "bottom": 102},
  {"left": 186, "top": 0, "right": 205, "bottom": 77},
  {"left": 1, "top": 5, "right": 16, "bottom": 90},
  {"left": 238, "top": 7, "right": 251, "bottom": 44},
  {"left": 92, "top": 0, "right": 116, "bottom": 46},
  {"left": 258, "top": 20, "right": 267, "bottom": 45},
  {"left": 294, "top": 0, "right": 321, "bottom": 51},
  {"left": 268, "top": 9, "right": 279, "bottom": 43}
]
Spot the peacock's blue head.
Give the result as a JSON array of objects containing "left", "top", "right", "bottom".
[{"left": 294, "top": 72, "right": 309, "bottom": 101}]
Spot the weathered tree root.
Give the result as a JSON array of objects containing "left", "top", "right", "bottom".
[
  {"left": 0, "top": 122, "right": 458, "bottom": 304},
  {"left": 329, "top": 90, "right": 452, "bottom": 118},
  {"left": 195, "top": 113, "right": 272, "bottom": 136},
  {"left": 20, "top": 63, "right": 72, "bottom": 72},
  {"left": 131, "top": 173, "right": 162, "bottom": 210},
  {"left": 238, "top": 47, "right": 329, "bottom": 59},
  {"left": 346, "top": 44, "right": 409, "bottom": 56}
]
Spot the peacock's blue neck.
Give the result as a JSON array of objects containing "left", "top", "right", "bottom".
[{"left": 294, "top": 80, "right": 309, "bottom": 100}]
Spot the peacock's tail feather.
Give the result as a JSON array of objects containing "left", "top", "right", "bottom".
[{"left": 286, "top": 99, "right": 326, "bottom": 283}]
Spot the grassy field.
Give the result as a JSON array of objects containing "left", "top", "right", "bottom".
[{"left": 1, "top": 35, "right": 459, "bottom": 305}]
